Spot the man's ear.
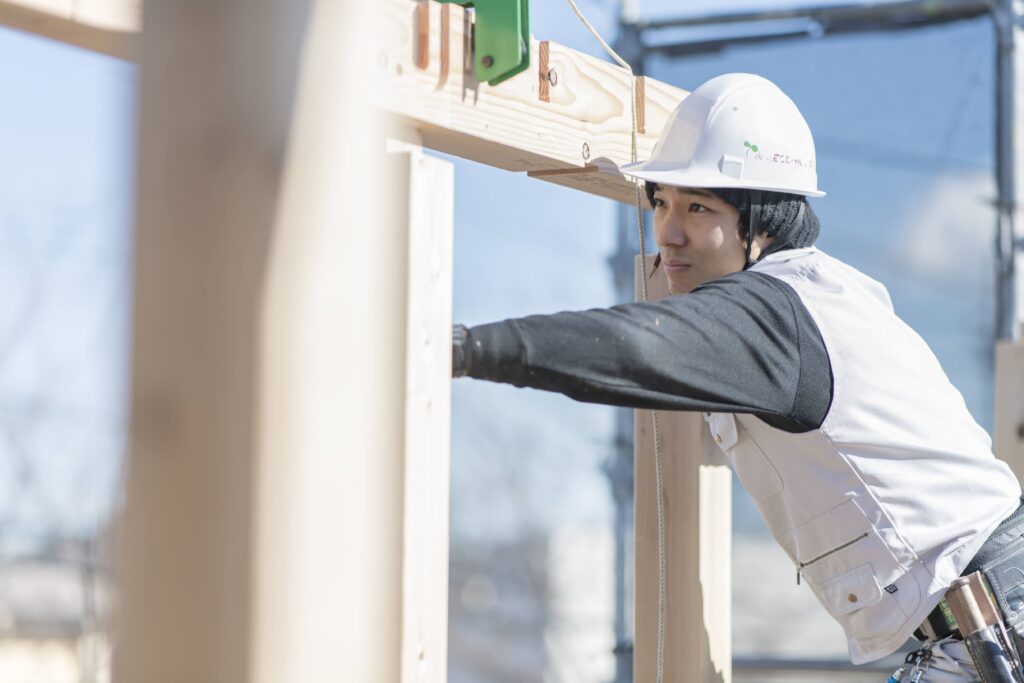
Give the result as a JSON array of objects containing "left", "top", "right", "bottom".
[{"left": 736, "top": 225, "right": 758, "bottom": 247}]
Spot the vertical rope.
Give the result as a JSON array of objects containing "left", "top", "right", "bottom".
[{"left": 562, "top": 3, "right": 666, "bottom": 681}]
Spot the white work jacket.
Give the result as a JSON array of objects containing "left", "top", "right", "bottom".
[{"left": 706, "top": 247, "right": 1021, "bottom": 663}]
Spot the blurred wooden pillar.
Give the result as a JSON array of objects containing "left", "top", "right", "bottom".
[
  {"left": 995, "top": 331, "right": 1024, "bottom": 481},
  {"left": 634, "top": 256, "right": 731, "bottom": 683},
  {"left": 115, "top": 1, "right": 450, "bottom": 681}
]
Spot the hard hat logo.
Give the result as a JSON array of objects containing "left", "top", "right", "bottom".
[
  {"left": 747, "top": 148, "right": 816, "bottom": 169},
  {"left": 621, "top": 73, "right": 826, "bottom": 198}
]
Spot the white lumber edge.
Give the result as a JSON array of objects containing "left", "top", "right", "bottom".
[{"left": 399, "top": 144, "right": 453, "bottom": 683}]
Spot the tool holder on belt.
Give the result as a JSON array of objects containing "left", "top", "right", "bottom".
[
  {"left": 945, "top": 572, "right": 1024, "bottom": 683},
  {"left": 970, "top": 511, "right": 1024, "bottom": 659}
]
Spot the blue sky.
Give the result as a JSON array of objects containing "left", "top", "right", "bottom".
[{"left": 0, "top": 27, "right": 134, "bottom": 550}]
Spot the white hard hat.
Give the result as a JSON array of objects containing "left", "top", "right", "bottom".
[{"left": 622, "top": 73, "right": 825, "bottom": 197}]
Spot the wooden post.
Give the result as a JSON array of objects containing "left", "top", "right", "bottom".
[
  {"left": 254, "top": 136, "right": 452, "bottom": 683},
  {"left": 634, "top": 255, "right": 732, "bottom": 683},
  {"left": 116, "top": 2, "right": 431, "bottom": 682},
  {"left": 995, "top": 329, "right": 1024, "bottom": 480},
  {"left": 395, "top": 143, "right": 454, "bottom": 683},
  {"left": 116, "top": 0, "right": 310, "bottom": 679}
]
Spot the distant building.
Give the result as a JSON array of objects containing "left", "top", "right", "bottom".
[
  {"left": 449, "top": 535, "right": 550, "bottom": 682},
  {"left": 546, "top": 526, "right": 616, "bottom": 683},
  {"left": 0, "top": 536, "right": 113, "bottom": 683}
]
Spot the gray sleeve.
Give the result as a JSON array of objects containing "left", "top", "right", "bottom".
[{"left": 464, "top": 271, "right": 832, "bottom": 433}]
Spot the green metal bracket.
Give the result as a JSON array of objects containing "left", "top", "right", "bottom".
[{"left": 435, "top": 0, "right": 530, "bottom": 86}]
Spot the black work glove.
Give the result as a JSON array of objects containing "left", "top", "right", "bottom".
[{"left": 452, "top": 324, "right": 472, "bottom": 377}]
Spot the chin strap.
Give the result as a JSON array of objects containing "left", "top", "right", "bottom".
[
  {"left": 744, "top": 190, "right": 763, "bottom": 269},
  {"left": 649, "top": 252, "right": 661, "bottom": 278}
]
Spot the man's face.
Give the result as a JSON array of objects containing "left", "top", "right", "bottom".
[{"left": 651, "top": 184, "right": 746, "bottom": 294}]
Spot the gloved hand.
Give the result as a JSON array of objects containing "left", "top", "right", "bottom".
[{"left": 452, "top": 324, "right": 472, "bottom": 377}]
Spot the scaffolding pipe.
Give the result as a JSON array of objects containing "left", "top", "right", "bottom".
[
  {"left": 635, "top": 0, "right": 989, "bottom": 32},
  {"left": 995, "top": 0, "right": 1024, "bottom": 340}
]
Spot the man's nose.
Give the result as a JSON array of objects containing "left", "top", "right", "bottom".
[{"left": 654, "top": 213, "right": 685, "bottom": 247}]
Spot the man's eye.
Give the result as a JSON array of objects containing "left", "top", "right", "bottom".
[
  {"left": 652, "top": 198, "right": 666, "bottom": 208},
  {"left": 689, "top": 203, "right": 708, "bottom": 213}
]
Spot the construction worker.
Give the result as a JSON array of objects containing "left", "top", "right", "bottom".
[{"left": 451, "top": 73, "right": 1024, "bottom": 681}]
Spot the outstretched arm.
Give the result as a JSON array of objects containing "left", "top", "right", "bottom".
[{"left": 453, "top": 271, "right": 832, "bottom": 434}]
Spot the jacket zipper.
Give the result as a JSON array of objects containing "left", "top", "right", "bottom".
[{"left": 796, "top": 532, "right": 869, "bottom": 585}]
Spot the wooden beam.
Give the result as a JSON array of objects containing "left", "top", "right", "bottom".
[
  {"left": 0, "top": 0, "right": 138, "bottom": 60},
  {"left": 995, "top": 334, "right": 1024, "bottom": 480},
  {"left": 634, "top": 255, "right": 732, "bottom": 683},
  {"left": 377, "top": 0, "right": 687, "bottom": 205},
  {"left": 0, "top": 0, "right": 687, "bottom": 206}
]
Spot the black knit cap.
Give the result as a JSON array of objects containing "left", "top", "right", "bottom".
[{"left": 645, "top": 182, "right": 820, "bottom": 264}]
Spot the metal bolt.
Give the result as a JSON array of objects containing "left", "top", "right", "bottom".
[
  {"left": 482, "top": 55, "right": 495, "bottom": 68},
  {"left": 582, "top": 142, "right": 591, "bottom": 162},
  {"left": 546, "top": 69, "right": 559, "bottom": 86}
]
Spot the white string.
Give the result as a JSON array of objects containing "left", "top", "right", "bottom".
[{"left": 563, "top": 3, "right": 666, "bottom": 681}]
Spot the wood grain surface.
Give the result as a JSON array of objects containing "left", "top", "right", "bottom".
[
  {"left": 634, "top": 255, "right": 732, "bottom": 683},
  {"left": 377, "top": 0, "right": 687, "bottom": 204}
]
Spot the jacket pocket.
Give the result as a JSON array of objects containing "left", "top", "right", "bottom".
[
  {"left": 817, "top": 563, "right": 911, "bottom": 641},
  {"left": 779, "top": 500, "right": 873, "bottom": 576},
  {"left": 780, "top": 500, "right": 921, "bottom": 641},
  {"left": 796, "top": 532, "right": 869, "bottom": 585},
  {"left": 820, "top": 563, "right": 882, "bottom": 616},
  {"left": 705, "top": 413, "right": 782, "bottom": 502}
]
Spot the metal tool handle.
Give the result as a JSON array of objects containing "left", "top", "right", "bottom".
[
  {"left": 946, "top": 574, "right": 1022, "bottom": 683},
  {"left": 946, "top": 575, "right": 998, "bottom": 636}
]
